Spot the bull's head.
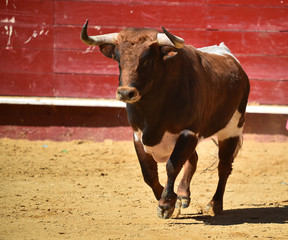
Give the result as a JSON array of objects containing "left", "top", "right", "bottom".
[{"left": 81, "top": 19, "right": 185, "bottom": 103}]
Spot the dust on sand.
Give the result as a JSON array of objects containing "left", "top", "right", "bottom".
[{"left": 0, "top": 134, "right": 287, "bottom": 240}]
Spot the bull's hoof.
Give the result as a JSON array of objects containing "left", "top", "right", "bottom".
[
  {"left": 205, "top": 200, "right": 223, "bottom": 216},
  {"left": 157, "top": 193, "right": 177, "bottom": 219},
  {"left": 176, "top": 196, "right": 191, "bottom": 209},
  {"left": 157, "top": 205, "right": 175, "bottom": 219}
]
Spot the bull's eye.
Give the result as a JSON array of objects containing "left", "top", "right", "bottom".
[
  {"left": 114, "top": 47, "right": 120, "bottom": 62},
  {"left": 139, "top": 48, "right": 153, "bottom": 70},
  {"left": 142, "top": 59, "right": 152, "bottom": 68}
]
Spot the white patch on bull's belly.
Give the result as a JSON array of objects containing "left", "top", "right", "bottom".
[
  {"left": 216, "top": 110, "right": 243, "bottom": 141},
  {"left": 134, "top": 131, "right": 178, "bottom": 163},
  {"left": 134, "top": 130, "right": 196, "bottom": 163}
]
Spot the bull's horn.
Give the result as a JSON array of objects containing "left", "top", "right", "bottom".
[
  {"left": 80, "top": 19, "right": 118, "bottom": 46},
  {"left": 157, "top": 27, "right": 185, "bottom": 49}
]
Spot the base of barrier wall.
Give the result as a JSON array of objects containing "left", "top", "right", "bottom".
[{"left": 0, "top": 104, "right": 287, "bottom": 141}]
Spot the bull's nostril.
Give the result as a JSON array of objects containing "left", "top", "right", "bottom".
[
  {"left": 116, "top": 87, "right": 140, "bottom": 103},
  {"left": 128, "top": 91, "right": 135, "bottom": 99}
]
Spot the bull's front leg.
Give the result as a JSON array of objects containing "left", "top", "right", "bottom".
[
  {"left": 133, "top": 136, "right": 164, "bottom": 200},
  {"left": 157, "top": 130, "right": 198, "bottom": 219}
]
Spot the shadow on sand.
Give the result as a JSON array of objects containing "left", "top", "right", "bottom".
[{"left": 173, "top": 205, "right": 288, "bottom": 225}]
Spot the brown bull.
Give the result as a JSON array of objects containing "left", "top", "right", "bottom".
[{"left": 81, "top": 20, "right": 250, "bottom": 219}]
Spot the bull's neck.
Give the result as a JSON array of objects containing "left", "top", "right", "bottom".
[
  {"left": 131, "top": 75, "right": 190, "bottom": 128},
  {"left": 128, "top": 48, "right": 198, "bottom": 131}
]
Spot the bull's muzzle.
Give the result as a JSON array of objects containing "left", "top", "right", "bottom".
[{"left": 116, "top": 87, "right": 141, "bottom": 103}]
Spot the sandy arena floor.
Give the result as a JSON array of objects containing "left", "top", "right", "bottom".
[{"left": 0, "top": 134, "right": 287, "bottom": 240}]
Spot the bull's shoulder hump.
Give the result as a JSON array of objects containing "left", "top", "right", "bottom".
[
  {"left": 197, "top": 42, "right": 231, "bottom": 54},
  {"left": 197, "top": 42, "right": 239, "bottom": 62}
]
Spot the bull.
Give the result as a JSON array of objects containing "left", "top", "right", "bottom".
[{"left": 81, "top": 19, "right": 250, "bottom": 219}]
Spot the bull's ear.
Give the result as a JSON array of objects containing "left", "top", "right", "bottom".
[
  {"left": 99, "top": 44, "right": 116, "bottom": 59},
  {"left": 160, "top": 46, "right": 178, "bottom": 61}
]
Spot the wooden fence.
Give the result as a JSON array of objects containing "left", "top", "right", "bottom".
[{"left": 1, "top": 0, "right": 287, "bottom": 104}]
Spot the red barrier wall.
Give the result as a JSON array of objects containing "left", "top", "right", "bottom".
[{"left": 1, "top": 0, "right": 288, "bottom": 105}]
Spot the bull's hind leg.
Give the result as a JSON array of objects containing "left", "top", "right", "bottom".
[
  {"left": 206, "top": 110, "right": 244, "bottom": 215},
  {"left": 176, "top": 151, "right": 198, "bottom": 209},
  {"left": 207, "top": 135, "right": 242, "bottom": 215}
]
